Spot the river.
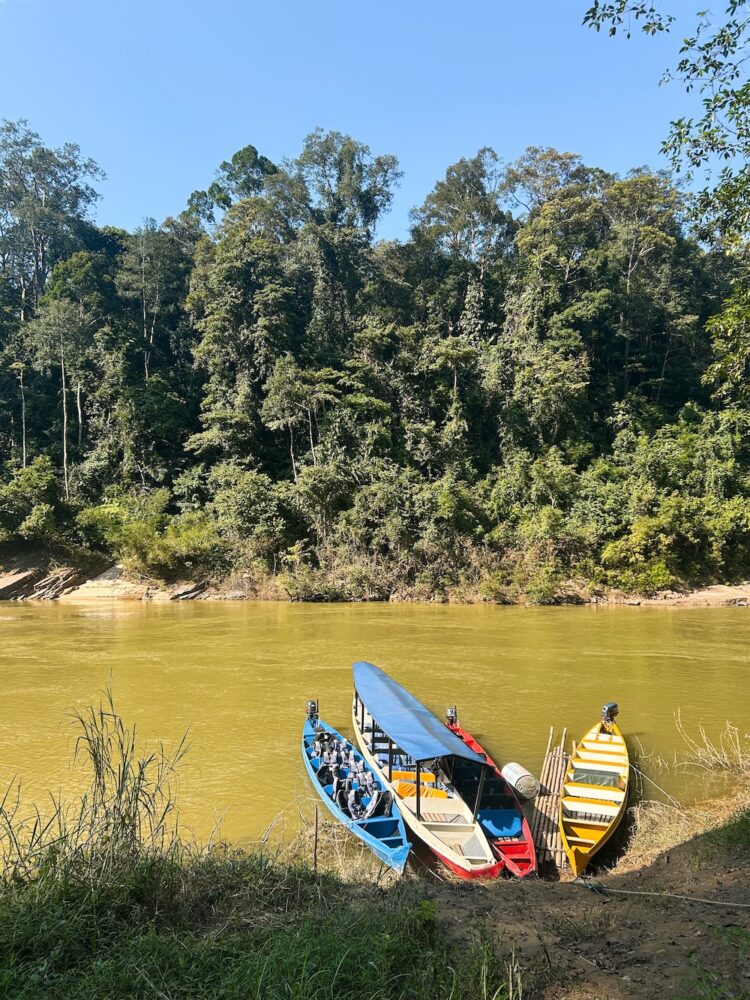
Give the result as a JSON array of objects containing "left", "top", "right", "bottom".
[{"left": 0, "top": 601, "right": 747, "bottom": 844}]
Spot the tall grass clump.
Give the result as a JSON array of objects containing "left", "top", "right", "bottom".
[
  {"left": 0, "top": 695, "right": 513, "bottom": 999},
  {"left": 675, "top": 713, "right": 750, "bottom": 776}
]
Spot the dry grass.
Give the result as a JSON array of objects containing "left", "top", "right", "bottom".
[
  {"left": 253, "top": 795, "right": 427, "bottom": 887},
  {"left": 615, "top": 716, "right": 750, "bottom": 874},
  {"left": 675, "top": 713, "right": 750, "bottom": 775}
]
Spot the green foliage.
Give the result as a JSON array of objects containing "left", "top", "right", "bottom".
[
  {"left": 2, "top": 120, "right": 750, "bottom": 601},
  {"left": 77, "top": 491, "right": 225, "bottom": 578},
  {"left": 0, "top": 697, "right": 510, "bottom": 999},
  {"left": 0, "top": 457, "right": 60, "bottom": 541}
]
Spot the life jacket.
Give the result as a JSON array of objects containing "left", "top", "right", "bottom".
[{"left": 347, "top": 787, "right": 364, "bottom": 818}]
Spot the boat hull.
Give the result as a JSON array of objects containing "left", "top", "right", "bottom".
[
  {"left": 559, "top": 720, "right": 629, "bottom": 876},
  {"left": 445, "top": 722, "right": 537, "bottom": 877},
  {"left": 351, "top": 708, "right": 503, "bottom": 881},
  {"left": 302, "top": 718, "right": 411, "bottom": 874}
]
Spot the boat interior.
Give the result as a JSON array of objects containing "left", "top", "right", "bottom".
[
  {"left": 447, "top": 758, "right": 526, "bottom": 842},
  {"left": 561, "top": 725, "right": 628, "bottom": 849},
  {"left": 303, "top": 726, "right": 404, "bottom": 847},
  {"left": 355, "top": 706, "right": 496, "bottom": 865}
]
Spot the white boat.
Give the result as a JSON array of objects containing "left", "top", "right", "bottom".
[{"left": 351, "top": 661, "right": 503, "bottom": 880}]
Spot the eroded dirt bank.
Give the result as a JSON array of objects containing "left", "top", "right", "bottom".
[{"left": 1, "top": 548, "right": 750, "bottom": 608}]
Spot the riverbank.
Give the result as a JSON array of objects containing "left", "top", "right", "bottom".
[
  {"left": 2, "top": 547, "right": 750, "bottom": 607},
  {"left": 2, "top": 787, "right": 748, "bottom": 999},
  {"left": 0, "top": 691, "right": 747, "bottom": 999}
]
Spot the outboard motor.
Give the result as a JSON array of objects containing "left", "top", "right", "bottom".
[
  {"left": 602, "top": 702, "right": 619, "bottom": 730},
  {"left": 446, "top": 706, "right": 458, "bottom": 727}
]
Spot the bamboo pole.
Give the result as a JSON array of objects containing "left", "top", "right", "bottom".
[{"left": 313, "top": 805, "right": 319, "bottom": 872}]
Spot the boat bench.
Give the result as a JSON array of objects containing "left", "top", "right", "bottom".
[
  {"left": 566, "top": 810, "right": 611, "bottom": 824},
  {"left": 421, "top": 812, "right": 463, "bottom": 824}
]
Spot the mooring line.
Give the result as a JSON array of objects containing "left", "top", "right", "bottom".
[{"left": 576, "top": 878, "right": 750, "bottom": 910}]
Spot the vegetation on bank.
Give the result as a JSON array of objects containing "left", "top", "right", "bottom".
[
  {"left": 0, "top": 696, "right": 511, "bottom": 999},
  {"left": 2, "top": 4, "right": 750, "bottom": 603},
  {"left": 0, "top": 693, "right": 747, "bottom": 999}
]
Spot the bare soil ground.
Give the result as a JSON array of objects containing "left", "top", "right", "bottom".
[
  {"left": 299, "top": 794, "right": 750, "bottom": 1000},
  {"left": 423, "top": 797, "right": 750, "bottom": 999}
]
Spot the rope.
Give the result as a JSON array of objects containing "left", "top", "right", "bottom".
[{"left": 575, "top": 877, "right": 750, "bottom": 910}]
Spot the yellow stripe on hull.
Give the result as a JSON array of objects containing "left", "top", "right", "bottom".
[{"left": 559, "top": 720, "right": 629, "bottom": 876}]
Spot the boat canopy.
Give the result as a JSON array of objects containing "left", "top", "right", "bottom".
[{"left": 353, "top": 661, "right": 486, "bottom": 765}]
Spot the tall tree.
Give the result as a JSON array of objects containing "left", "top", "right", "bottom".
[{"left": 0, "top": 119, "right": 102, "bottom": 320}]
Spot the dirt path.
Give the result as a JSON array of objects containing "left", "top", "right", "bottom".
[{"left": 423, "top": 814, "right": 750, "bottom": 998}]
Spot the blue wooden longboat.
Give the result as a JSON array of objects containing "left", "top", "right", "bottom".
[{"left": 302, "top": 712, "right": 411, "bottom": 873}]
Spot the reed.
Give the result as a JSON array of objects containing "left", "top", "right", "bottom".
[
  {"left": 0, "top": 695, "right": 514, "bottom": 999},
  {"left": 674, "top": 713, "right": 749, "bottom": 775}
]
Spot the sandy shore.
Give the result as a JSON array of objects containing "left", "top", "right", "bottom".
[{"left": 1, "top": 551, "right": 749, "bottom": 606}]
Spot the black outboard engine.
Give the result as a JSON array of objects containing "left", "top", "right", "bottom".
[
  {"left": 601, "top": 702, "right": 619, "bottom": 730},
  {"left": 446, "top": 706, "right": 458, "bottom": 726}
]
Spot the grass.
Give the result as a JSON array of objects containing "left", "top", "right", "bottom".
[
  {"left": 0, "top": 694, "right": 512, "bottom": 1000},
  {"left": 675, "top": 714, "right": 749, "bottom": 775},
  {"left": 616, "top": 717, "right": 750, "bottom": 874}
]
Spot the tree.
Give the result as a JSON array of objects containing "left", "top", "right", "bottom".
[
  {"left": 583, "top": 2, "right": 750, "bottom": 244},
  {"left": 187, "top": 144, "right": 278, "bottom": 225},
  {"left": 260, "top": 356, "right": 339, "bottom": 478},
  {"left": 294, "top": 129, "right": 401, "bottom": 233},
  {"left": 0, "top": 119, "right": 102, "bottom": 320},
  {"left": 116, "top": 219, "right": 193, "bottom": 380},
  {"left": 26, "top": 297, "right": 94, "bottom": 498},
  {"left": 411, "top": 148, "right": 513, "bottom": 273}
]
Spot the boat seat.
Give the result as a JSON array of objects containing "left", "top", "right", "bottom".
[
  {"left": 564, "top": 782, "right": 625, "bottom": 802},
  {"left": 566, "top": 835, "right": 596, "bottom": 846},
  {"left": 394, "top": 781, "right": 448, "bottom": 799},
  {"left": 581, "top": 740, "right": 624, "bottom": 753},
  {"left": 576, "top": 750, "right": 628, "bottom": 766},
  {"left": 562, "top": 794, "right": 619, "bottom": 815},
  {"left": 563, "top": 810, "right": 611, "bottom": 826},
  {"left": 391, "top": 769, "right": 436, "bottom": 784},
  {"left": 477, "top": 808, "right": 523, "bottom": 839}
]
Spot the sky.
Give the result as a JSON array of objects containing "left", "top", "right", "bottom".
[{"left": 1, "top": 0, "right": 701, "bottom": 240}]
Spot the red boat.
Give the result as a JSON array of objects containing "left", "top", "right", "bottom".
[{"left": 445, "top": 713, "right": 537, "bottom": 877}]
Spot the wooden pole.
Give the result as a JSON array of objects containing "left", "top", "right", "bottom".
[
  {"left": 472, "top": 764, "right": 487, "bottom": 822},
  {"left": 388, "top": 738, "right": 393, "bottom": 782},
  {"left": 416, "top": 762, "right": 422, "bottom": 819},
  {"left": 313, "top": 805, "right": 319, "bottom": 872}
]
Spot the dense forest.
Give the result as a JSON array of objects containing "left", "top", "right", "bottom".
[{"left": 1, "top": 117, "right": 749, "bottom": 602}]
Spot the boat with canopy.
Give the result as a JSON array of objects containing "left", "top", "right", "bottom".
[
  {"left": 351, "top": 661, "right": 503, "bottom": 880},
  {"left": 302, "top": 701, "right": 411, "bottom": 873}
]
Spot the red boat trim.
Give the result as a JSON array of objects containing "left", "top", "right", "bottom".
[
  {"left": 432, "top": 847, "right": 504, "bottom": 881},
  {"left": 445, "top": 721, "right": 538, "bottom": 877}
]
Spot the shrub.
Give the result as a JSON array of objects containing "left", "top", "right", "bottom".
[{"left": 0, "top": 457, "right": 61, "bottom": 541}]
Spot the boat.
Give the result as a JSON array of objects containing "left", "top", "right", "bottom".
[
  {"left": 351, "top": 661, "right": 504, "bottom": 880},
  {"left": 559, "top": 702, "right": 629, "bottom": 876},
  {"left": 302, "top": 701, "right": 411, "bottom": 873},
  {"left": 444, "top": 708, "right": 537, "bottom": 877}
]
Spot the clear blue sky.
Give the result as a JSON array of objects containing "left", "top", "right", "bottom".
[{"left": 2, "top": 0, "right": 699, "bottom": 240}]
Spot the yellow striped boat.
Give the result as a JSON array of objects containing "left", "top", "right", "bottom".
[{"left": 559, "top": 703, "right": 629, "bottom": 876}]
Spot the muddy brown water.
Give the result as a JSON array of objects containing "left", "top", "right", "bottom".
[{"left": 0, "top": 601, "right": 747, "bottom": 844}]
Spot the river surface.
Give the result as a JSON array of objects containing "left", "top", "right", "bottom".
[{"left": 0, "top": 602, "right": 748, "bottom": 844}]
